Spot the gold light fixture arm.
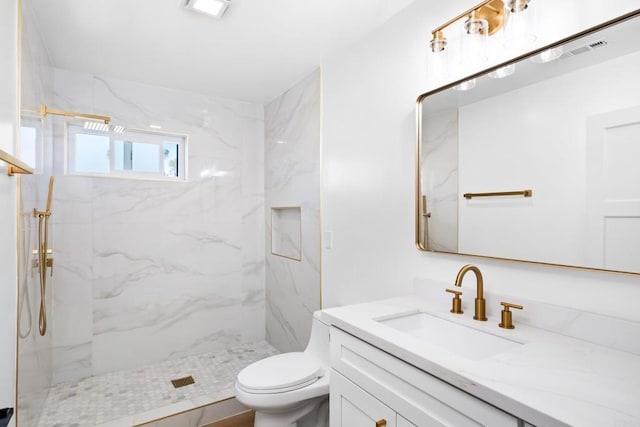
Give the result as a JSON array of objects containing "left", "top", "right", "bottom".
[
  {"left": 431, "top": 0, "right": 506, "bottom": 48},
  {"left": 40, "top": 104, "right": 111, "bottom": 124}
]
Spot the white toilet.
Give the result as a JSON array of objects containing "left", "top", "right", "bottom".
[{"left": 235, "top": 311, "right": 330, "bottom": 427}]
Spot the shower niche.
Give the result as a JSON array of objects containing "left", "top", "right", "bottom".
[{"left": 271, "top": 206, "right": 303, "bottom": 261}]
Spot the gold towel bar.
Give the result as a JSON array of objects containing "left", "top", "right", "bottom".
[
  {"left": 0, "top": 149, "right": 34, "bottom": 176},
  {"left": 463, "top": 189, "right": 532, "bottom": 199}
]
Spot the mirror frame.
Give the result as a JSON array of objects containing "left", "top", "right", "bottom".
[{"left": 415, "top": 8, "right": 640, "bottom": 276}]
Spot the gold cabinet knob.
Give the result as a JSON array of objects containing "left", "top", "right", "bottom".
[
  {"left": 375, "top": 419, "right": 387, "bottom": 427},
  {"left": 499, "top": 301, "right": 523, "bottom": 329},
  {"left": 446, "top": 288, "right": 463, "bottom": 314}
]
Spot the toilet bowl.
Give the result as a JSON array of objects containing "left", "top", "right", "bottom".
[{"left": 235, "top": 311, "right": 330, "bottom": 427}]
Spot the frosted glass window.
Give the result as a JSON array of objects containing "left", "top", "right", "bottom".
[{"left": 66, "top": 124, "right": 187, "bottom": 181}]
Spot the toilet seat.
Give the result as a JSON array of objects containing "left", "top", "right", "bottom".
[{"left": 236, "top": 352, "right": 323, "bottom": 394}]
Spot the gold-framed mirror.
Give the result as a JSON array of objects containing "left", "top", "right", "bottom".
[{"left": 416, "top": 9, "right": 640, "bottom": 275}]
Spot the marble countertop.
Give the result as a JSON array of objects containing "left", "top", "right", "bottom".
[{"left": 321, "top": 294, "right": 640, "bottom": 427}]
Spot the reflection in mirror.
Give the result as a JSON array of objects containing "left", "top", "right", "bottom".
[
  {"left": 19, "top": 112, "right": 43, "bottom": 173},
  {"left": 417, "top": 11, "right": 640, "bottom": 274}
]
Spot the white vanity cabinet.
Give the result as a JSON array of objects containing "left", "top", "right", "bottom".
[{"left": 329, "top": 327, "right": 521, "bottom": 427}]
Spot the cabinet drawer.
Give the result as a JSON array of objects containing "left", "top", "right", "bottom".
[
  {"left": 330, "top": 327, "right": 518, "bottom": 427},
  {"left": 331, "top": 371, "right": 397, "bottom": 427}
]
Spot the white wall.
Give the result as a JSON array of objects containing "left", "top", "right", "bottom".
[
  {"left": 321, "top": 0, "right": 640, "bottom": 322},
  {"left": 0, "top": 0, "right": 19, "bottom": 425}
]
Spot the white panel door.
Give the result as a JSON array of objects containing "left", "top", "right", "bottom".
[
  {"left": 586, "top": 106, "right": 640, "bottom": 271},
  {"left": 330, "top": 370, "right": 396, "bottom": 427}
]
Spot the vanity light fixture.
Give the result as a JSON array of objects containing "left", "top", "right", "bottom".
[
  {"left": 428, "top": 0, "right": 536, "bottom": 82},
  {"left": 429, "top": 0, "right": 506, "bottom": 57},
  {"left": 182, "top": 0, "right": 230, "bottom": 19},
  {"left": 503, "top": 0, "right": 536, "bottom": 49}
]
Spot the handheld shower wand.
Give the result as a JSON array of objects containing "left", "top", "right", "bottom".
[{"left": 34, "top": 176, "right": 54, "bottom": 336}]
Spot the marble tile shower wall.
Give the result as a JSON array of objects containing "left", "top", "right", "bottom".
[
  {"left": 17, "top": 2, "right": 54, "bottom": 425},
  {"left": 265, "top": 70, "right": 321, "bottom": 352},
  {"left": 50, "top": 68, "right": 266, "bottom": 383}
]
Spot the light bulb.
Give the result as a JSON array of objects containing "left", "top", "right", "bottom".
[
  {"left": 488, "top": 64, "right": 516, "bottom": 78},
  {"left": 462, "top": 13, "right": 489, "bottom": 69},
  {"left": 453, "top": 78, "right": 476, "bottom": 91},
  {"left": 503, "top": 0, "right": 536, "bottom": 50},
  {"left": 531, "top": 47, "right": 563, "bottom": 63}
]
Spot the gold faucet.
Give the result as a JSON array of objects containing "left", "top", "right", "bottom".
[{"left": 454, "top": 264, "right": 487, "bottom": 321}]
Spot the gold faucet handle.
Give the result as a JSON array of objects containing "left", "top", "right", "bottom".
[
  {"left": 446, "top": 288, "right": 463, "bottom": 314},
  {"left": 499, "top": 301, "right": 523, "bottom": 329}
]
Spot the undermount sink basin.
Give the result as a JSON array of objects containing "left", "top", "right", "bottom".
[{"left": 378, "top": 312, "right": 522, "bottom": 360}]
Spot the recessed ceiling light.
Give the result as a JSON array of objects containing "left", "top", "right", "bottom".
[{"left": 182, "top": 0, "right": 230, "bottom": 19}]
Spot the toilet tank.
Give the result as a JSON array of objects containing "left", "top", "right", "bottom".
[{"left": 304, "top": 311, "right": 330, "bottom": 366}]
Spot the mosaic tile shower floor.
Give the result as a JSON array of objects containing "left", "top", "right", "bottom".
[{"left": 37, "top": 341, "right": 278, "bottom": 427}]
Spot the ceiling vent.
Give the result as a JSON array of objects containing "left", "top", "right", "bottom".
[{"left": 560, "top": 40, "right": 608, "bottom": 60}]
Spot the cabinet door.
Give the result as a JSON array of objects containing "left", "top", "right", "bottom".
[
  {"left": 331, "top": 370, "right": 396, "bottom": 427},
  {"left": 397, "top": 415, "right": 417, "bottom": 427},
  {"left": 331, "top": 327, "right": 518, "bottom": 427}
]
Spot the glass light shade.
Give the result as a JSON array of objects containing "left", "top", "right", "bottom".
[
  {"left": 503, "top": 1, "right": 536, "bottom": 50},
  {"left": 453, "top": 78, "right": 476, "bottom": 91},
  {"left": 488, "top": 64, "right": 516, "bottom": 78},
  {"left": 462, "top": 17, "right": 489, "bottom": 69},
  {"left": 428, "top": 48, "right": 449, "bottom": 82},
  {"left": 531, "top": 47, "right": 563, "bottom": 63}
]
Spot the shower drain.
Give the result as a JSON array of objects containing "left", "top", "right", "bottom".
[{"left": 171, "top": 375, "right": 195, "bottom": 388}]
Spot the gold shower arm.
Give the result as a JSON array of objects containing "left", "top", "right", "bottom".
[{"left": 40, "top": 104, "right": 111, "bottom": 124}]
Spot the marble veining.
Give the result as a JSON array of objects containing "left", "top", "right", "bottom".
[
  {"left": 17, "top": 3, "right": 55, "bottom": 425},
  {"left": 265, "top": 70, "right": 321, "bottom": 352},
  {"left": 321, "top": 279, "right": 640, "bottom": 426},
  {"left": 421, "top": 108, "right": 458, "bottom": 252},
  {"left": 49, "top": 68, "right": 266, "bottom": 383},
  {"left": 37, "top": 341, "right": 277, "bottom": 427}
]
